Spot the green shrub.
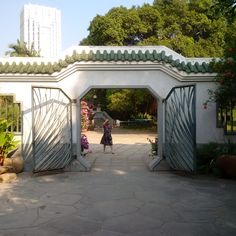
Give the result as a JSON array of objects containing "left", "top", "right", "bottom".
[
  {"left": 196, "top": 140, "right": 236, "bottom": 175},
  {"left": 0, "top": 119, "right": 19, "bottom": 165},
  {"left": 196, "top": 142, "right": 222, "bottom": 174}
]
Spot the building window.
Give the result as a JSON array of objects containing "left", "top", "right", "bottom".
[
  {"left": 0, "top": 95, "right": 22, "bottom": 133},
  {"left": 217, "top": 104, "right": 236, "bottom": 135}
]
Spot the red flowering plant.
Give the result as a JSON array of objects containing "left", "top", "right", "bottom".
[
  {"left": 81, "top": 100, "right": 91, "bottom": 131},
  {"left": 208, "top": 45, "right": 236, "bottom": 133},
  {"left": 209, "top": 47, "right": 236, "bottom": 104}
]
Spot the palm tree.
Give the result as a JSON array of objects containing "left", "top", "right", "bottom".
[{"left": 5, "top": 39, "right": 40, "bottom": 57}]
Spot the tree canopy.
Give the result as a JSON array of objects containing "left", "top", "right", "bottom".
[
  {"left": 79, "top": 0, "right": 236, "bottom": 57},
  {"left": 83, "top": 89, "right": 156, "bottom": 121},
  {"left": 214, "top": 0, "right": 236, "bottom": 21}
]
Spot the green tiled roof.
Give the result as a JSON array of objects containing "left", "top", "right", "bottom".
[{"left": 0, "top": 50, "right": 213, "bottom": 75}]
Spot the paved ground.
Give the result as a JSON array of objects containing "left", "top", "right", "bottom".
[{"left": 0, "top": 128, "right": 236, "bottom": 236}]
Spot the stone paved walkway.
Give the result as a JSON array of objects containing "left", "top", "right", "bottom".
[
  {"left": 0, "top": 128, "right": 236, "bottom": 236},
  {"left": 83, "top": 128, "right": 157, "bottom": 171}
]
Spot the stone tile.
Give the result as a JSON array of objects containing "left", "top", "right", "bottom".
[
  {"left": 138, "top": 203, "right": 180, "bottom": 222},
  {"left": 83, "top": 198, "right": 143, "bottom": 218},
  {"left": 39, "top": 192, "right": 82, "bottom": 205},
  {"left": 35, "top": 204, "right": 77, "bottom": 225},
  {"left": 0, "top": 228, "right": 68, "bottom": 236},
  {"left": 160, "top": 222, "right": 221, "bottom": 236},
  {"left": 87, "top": 230, "right": 127, "bottom": 236},
  {"left": 0, "top": 208, "right": 38, "bottom": 229},
  {"left": 103, "top": 213, "right": 162, "bottom": 234},
  {"left": 44, "top": 215, "right": 101, "bottom": 235},
  {"left": 215, "top": 221, "right": 236, "bottom": 236},
  {"left": 83, "top": 184, "right": 134, "bottom": 202}
]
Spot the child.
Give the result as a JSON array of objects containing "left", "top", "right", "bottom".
[
  {"left": 100, "top": 119, "right": 114, "bottom": 154},
  {"left": 81, "top": 134, "right": 90, "bottom": 156}
]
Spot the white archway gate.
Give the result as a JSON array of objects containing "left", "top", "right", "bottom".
[{"left": 0, "top": 46, "right": 217, "bottom": 172}]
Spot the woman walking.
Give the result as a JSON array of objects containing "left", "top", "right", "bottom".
[{"left": 100, "top": 119, "right": 114, "bottom": 154}]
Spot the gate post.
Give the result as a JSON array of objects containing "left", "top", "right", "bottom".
[
  {"left": 65, "top": 98, "right": 92, "bottom": 171},
  {"left": 77, "top": 99, "right": 92, "bottom": 171},
  {"left": 76, "top": 99, "right": 81, "bottom": 156},
  {"left": 158, "top": 102, "right": 163, "bottom": 157}
]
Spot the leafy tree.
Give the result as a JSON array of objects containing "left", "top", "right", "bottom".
[
  {"left": 81, "top": 7, "right": 148, "bottom": 46},
  {"left": 107, "top": 89, "right": 133, "bottom": 119},
  {"left": 80, "top": 0, "right": 230, "bottom": 57},
  {"left": 106, "top": 89, "right": 156, "bottom": 120},
  {"left": 207, "top": 45, "right": 236, "bottom": 133},
  {"left": 82, "top": 89, "right": 156, "bottom": 120},
  {"left": 209, "top": 0, "right": 236, "bottom": 103},
  {"left": 190, "top": 0, "right": 236, "bottom": 133},
  {"left": 225, "top": 20, "right": 236, "bottom": 45},
  {"left": 213, "top": 0, "right": 236, "bottom": 21},
  {"left": 5, "top": 39, "right": 40, "bottom": 57},
  {"left": 209, "top": 47, "right": 236, "bottom": 107},
  {"left": 153, "top": 0, "right": 227, "bottom": 57}
]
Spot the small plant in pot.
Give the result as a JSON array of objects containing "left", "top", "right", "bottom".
[
  {"left": 216, "top": 139, "right": 236, "bottom": 179},
  {"left": 147, "top": 137, "right": 158, "bottom": 156},
  {"left": 0, "top": 119, "right": 19, "bottom": 166}
]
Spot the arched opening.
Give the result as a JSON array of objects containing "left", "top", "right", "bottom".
[{"left": 77, "top": 86, "right": 162, "bottom": 171}]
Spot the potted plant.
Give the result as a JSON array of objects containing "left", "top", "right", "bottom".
[
  {"left": 216, "top": 139, "right": 236, "bottom": 179},
  {"left": 0, "top": 119, "right": 19, "bottom": 166},
  {"left": 147, "top": 137, "right": 158, "bottom": 156}
]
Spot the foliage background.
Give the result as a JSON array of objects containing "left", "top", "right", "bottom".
[{"left": 80, "top": 0, "right": 235, "bottom": 58}]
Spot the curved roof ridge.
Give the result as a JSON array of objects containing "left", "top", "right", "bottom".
[
  {"left": 0, "top": 45, "right": 213, "bottom": 64},
  {"left": 0, "top": 46, "right": 215, "bottom": 75},
  {"left": 61, "top": 45, "right": 187, "bottom": 61}
]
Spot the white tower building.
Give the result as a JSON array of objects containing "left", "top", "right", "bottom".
[{"left": 20, "top": 4, "right": 61, "bottom": 58}]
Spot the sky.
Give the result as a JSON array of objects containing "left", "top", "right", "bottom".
[{"left": 0, "top": 0, "right": 154, "bottom": 57}]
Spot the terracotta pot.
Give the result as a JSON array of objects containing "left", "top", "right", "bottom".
[
  {"left": 217, "top": 155, "right": 236, "bottom": 179},
  {"left": 3, "top": 155, "right": 24, "bottom": 174}
]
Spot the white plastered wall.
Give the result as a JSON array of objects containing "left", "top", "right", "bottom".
[{"left": 0, "top": 68, "right": 231, "bottom": 168}]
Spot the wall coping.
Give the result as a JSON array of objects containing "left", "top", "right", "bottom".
[{"left": 0, "top": 46, "right": 215, "bottom": 75}]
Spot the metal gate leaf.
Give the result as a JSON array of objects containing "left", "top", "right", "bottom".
[
  {"left": 164, "top": 85, "right": 196, "bottom": 172},
  {"left": 32, "top": 87, "right": 73, "bottom": 172}
]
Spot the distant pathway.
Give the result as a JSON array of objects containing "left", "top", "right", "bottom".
[{"left": 82, "top": 128, "right": 157, "bottom": 171}]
